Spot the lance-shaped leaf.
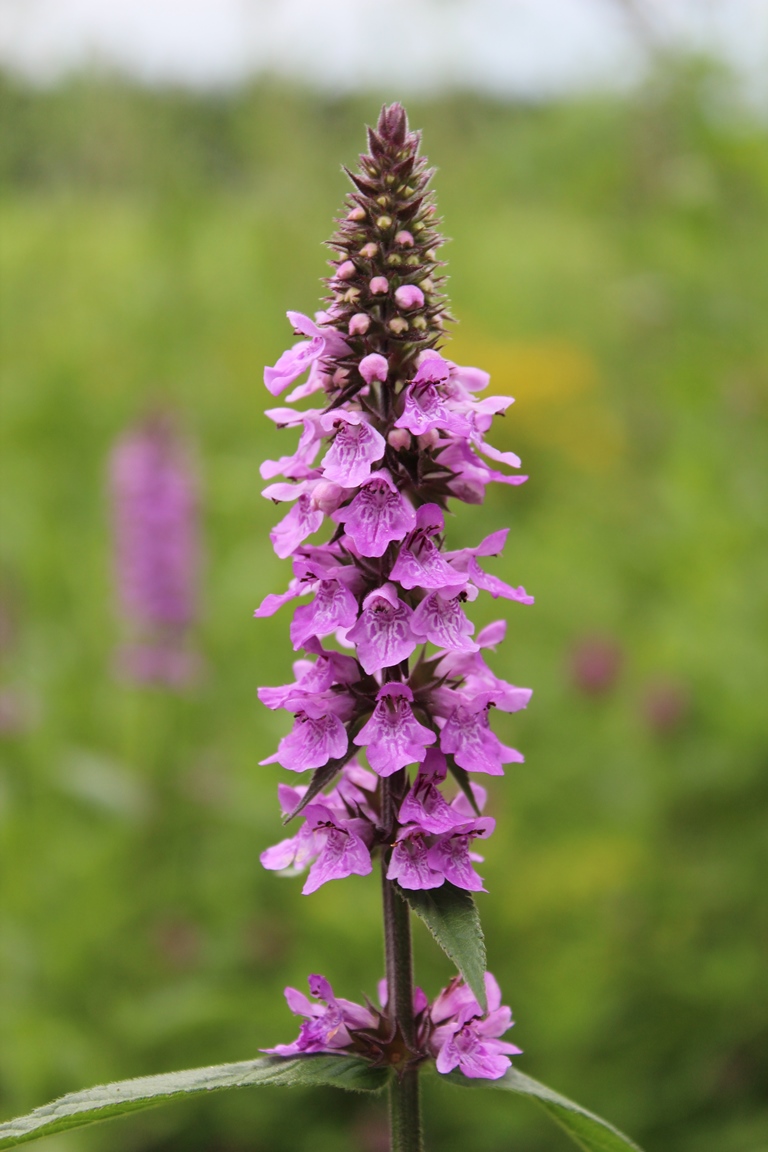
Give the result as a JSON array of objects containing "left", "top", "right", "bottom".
[
  {"left": 0, "top": 1056, "right": 388, "bottom": 1150},
  {"left": 399, "top": 881, "right": 487, "bottom": 1011},
  {"left": 441, "top": 1066, "right": 644, "bottom": 1152}
]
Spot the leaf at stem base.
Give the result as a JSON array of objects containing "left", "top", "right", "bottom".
[{"left": 0, "top": 1056, "right": 388, "bottom": 1150}]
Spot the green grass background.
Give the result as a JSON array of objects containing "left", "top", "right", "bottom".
[{"left": 0, "top": 62, "right": 767, "bottom": 1152}]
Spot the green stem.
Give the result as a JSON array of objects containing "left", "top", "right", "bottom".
[{"left": 381, "top": 776, "right": 424, "bottom": 1152}]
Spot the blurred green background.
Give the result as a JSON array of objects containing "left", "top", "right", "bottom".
[{"left": 1, "top": 61, "right": 767, "bottom": 1152}]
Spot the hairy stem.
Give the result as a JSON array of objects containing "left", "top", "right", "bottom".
[{"left": 381, "top": 777, "right": 424, "bottom": 1152}]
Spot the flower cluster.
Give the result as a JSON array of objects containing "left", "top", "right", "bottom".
[
  {"left": 256, "top": 103, "right": 532, "bottom": 898},
  {"left": 263, "top": 971, "right": 521, "bottom": 1081},
  {"left": 110, "top": 415, "right": 200, "bottom": 686}
]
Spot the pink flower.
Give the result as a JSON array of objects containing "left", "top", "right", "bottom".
[
  {"left": 431, "top": 973, "right": 521, "bottom": 1080},
  {"left": 260, "top": 710, "right": 348, "bottom": 773},
  {"left": 289, "top": 578, "right": 359, "bottom": 651},
  {"left": 333, "top": 471, "right": 416, "bottom": 558},
  {"left": 426, "top": 818, "right": 494, "bottom": 891},
  {"left": 345, "top": 584, "right": 418, "bottom": 674},
  {"left": 390, "top": 505, "right": 466, "bottom": 594},
  {"left": 262, "top": 974, "right": 377, "bottom": 1056},
  {"left": 411, "top": 592, "right": 478, "bottom": 653},
  {"left": 320, "top": 411, "right": 386, "bottom": 488},
  {"left": 387, "top": 827, "right": 445, "bottom": 890},
  {"left": 354, "top": 683, "right": 436, "bottom": 776},
  {"left": 440, "top": 698, "right": 523, "bottom": 776}
]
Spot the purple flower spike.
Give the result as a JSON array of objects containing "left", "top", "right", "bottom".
[
  {"left": 320, "top": 411, "right": 386, "bottom": 488},
  {"left": 354, "top": 683, "right": 436, "bottom": 777},
  {"left": 333, "top": 470, "right": 416, "bottom": 558},
  {"left": 345, "top": 584, "right": 418, "bottom": 674},
  {"left": 261, "top": 710, "right": 348, "bottom": 773},
  {"left": 256, "top": 105, "right": 534, "bottom": 935},
  {"left": 110, "top": 416, "right": 200, "bottom": 687}
]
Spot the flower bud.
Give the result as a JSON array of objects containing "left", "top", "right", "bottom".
[
  {"left": 369, "top": 276, "right": 389, "bottom": 295},
  {"left": 359, "top": 242, "right": 378, "bottom": 258},
  {"left": 342, "top": 287, "right": 361, "bottom": 303},
  {"left": 418, "top": 429, "right": 439, "bottom": 449},
  {"left": 348, "top": 312, "right": 370, "bottom": 336},
  {"left": 386, "top": 254, "right": 402, "bottom": 267},
  {"left": 395, "top": 285, "right": 424, "bottom": 311},
  {"left": 376, "top": 215, "right": 393, "bottom": 230},
  {"left": 336, "top": 260, "right": 356, "bottom": 280},
  {"left": 347, "top": 206, "right": 365, "bottom": 221},
  {"left": 359, "top": 353, "right": 389, "bottom": 385},
  {"left": 405, "top": 256, "right": 420, "bottom": 267},
  {"left": 310, "top": 480, "right": 346, "bottom": 515},
  {"left": 419, "top": 279, "right": 434, "bottom": 293},
  {"left": 395, "top": 230, "right": 414, "bottom": 247},
  {"left": 411, "top": 315, "right": 427, "bottom": 331},
  {"left": 388, "top": 317, "right": 408, "bottom": 335},
  {"left": 387, "top": 427, "right": 411, "bottom": 450}
]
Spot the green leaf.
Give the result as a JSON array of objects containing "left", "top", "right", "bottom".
[
  {"left": 0, "top": 1056, "right": 388, "bottom": 1150},
  {"left": 400, "top": 882, "right": 487, "bottom": 1011},
  {"left": 443, "top": 1066, "right": 645, "bottom": 1152}
]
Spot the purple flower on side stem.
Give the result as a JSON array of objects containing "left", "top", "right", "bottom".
[
  {"left": 262, "top": 974, "right": 377, "bottom": 1056},
  {"left": 430, "top": 972, "right": 521, "bottom": 1079},
  {"left": 110, "top": 415, "right": 200, "bottom": 687}
]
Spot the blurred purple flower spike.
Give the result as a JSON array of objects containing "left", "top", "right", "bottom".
[{"left": 110, "top": 414, "right": 200, "bottom": 687}]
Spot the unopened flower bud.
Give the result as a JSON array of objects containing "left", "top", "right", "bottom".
[
  {"left": 369, "top": 276, "right": 389, "bottom": 295},
  {"left": 387, "top": 427, "right": 411, "bottom": 450},
  {"left": 418, "top": 429, "right": 439, "bottom": 449},
  {"left": 347, "top": 206, "right": 365, "bottom": 221},
  {"left": 348, "top": 312, "right": 370, "bottom": 336},
  {"left": 336, "top": 260, "right": 356, "bottom": 280},
  {"left": 359, "top": 353, "right": 389, "bottom": 385},
  {"left": 387, "top": 254, "right": 402, "bottom": 267},
  {"left": 342, "top": 287, "right": 361, "bottom": 303},
  {"left": 419, "top": 279, "right": 434, "bottom": 293},
  {"left": 376, "top": 215, "right": 393, "bottom": 230},
  {"left": 388, "top": 317, "right": 408, "bottom": 335},
  {"left": 332, "top": 367, "right": 349, "bottom": 387},
  {"left": 411, "top": 315, "right": 427, "bottom": 331},
  {"left": 395, "top": 284, "right": 424, "bottom": 311},
  {"left": 426, "top": 249, "right": 438, "bottom": 261},
  {"left": 395, "top": 230, "right": 414, "bottom": 247},
  {"left": 405, "top": 256, "right": 420, "bottom": 267},
  {"left": 414, "top": 221, "right": 425, "bottom": 232},
  {"left": 310, "top": 480, "right": 346, "bottom": 515},
  {"left": 359, "top": 242, "right": 378, "bottom": 258},
  {"left": 376, "top": 195, "right": 389, "bottom": 208}
]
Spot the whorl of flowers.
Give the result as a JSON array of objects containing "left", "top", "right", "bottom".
[
  {"left": 256, "top": 104, "right": 531, "bottom": 1078},
  {"left": 110, "top": 415, "right": 200, "bottom": 686}
]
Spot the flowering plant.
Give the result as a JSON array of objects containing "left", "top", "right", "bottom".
[{"left": 0, "top": 106, "right": 642, "bottom": 1152}]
